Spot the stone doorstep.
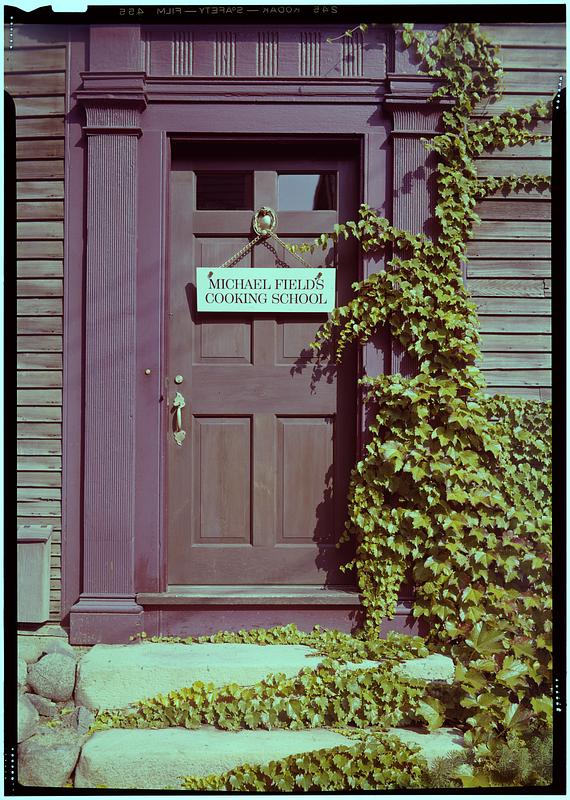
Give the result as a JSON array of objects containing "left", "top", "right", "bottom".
[
  {"left": 75, "top": 642, "right": 455, "bottom": 711},
  {"left": 74, "top": 725, "right": 465, "bottom": 789}
]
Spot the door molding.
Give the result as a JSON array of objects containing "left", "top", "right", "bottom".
[{"left": 64, "top": 23, "right": 443, "bottom": 642}]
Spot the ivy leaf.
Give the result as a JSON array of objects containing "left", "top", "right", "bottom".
[
  {"left": 496, "top": 656, "right": 528, "bottom": 687},
  {"left": 531, "top": 695, "right": 553, "bottom": 724},
  {"left": 416, "top": 697, "right": 445, "bottom": 731},
  {"left": 465, "top": 623, "right": 507, "bottom": 655},
  {"left": 503, "top": 701, "right": 532, "bottom": 731}
]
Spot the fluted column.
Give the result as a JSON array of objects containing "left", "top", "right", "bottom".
[
  {"left": 70, "top": 97, "right": 146, "bottom": 643},
  {"left": 385, "top": 68, "right": 452, "bottom": 376}
]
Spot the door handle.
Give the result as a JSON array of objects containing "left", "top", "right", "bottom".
[{"left": 172, "top": 391, "right": 186, "bottom": 446}]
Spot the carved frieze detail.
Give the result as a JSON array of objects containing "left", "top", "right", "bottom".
[
  {"left": 141, "top": 30, "right": 151, "bottom": 74},
  {"left": 299, "top": 31, "right": 320, "bottom": 77},
  {"left": 341, "top": 29, "right": 364, "bottom": 77},
  {"left": 257, "top": 31, "right": 278, "bottom": 77},
  {"left": 172, "top": 31, "right": 192, "bottom": 76},
  {"left": 134, "top": 27, "right": 385, "bottom": 80},
  {"left": 214, "top": 31, "right": 236, "bottom": 77}
]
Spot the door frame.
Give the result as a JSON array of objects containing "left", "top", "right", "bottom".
[
  {"left": 63, "top": 24, "right": 442, "bottom": 642},
  {"left": 165, "top": 137, "right": 363, "bottom": 589}
]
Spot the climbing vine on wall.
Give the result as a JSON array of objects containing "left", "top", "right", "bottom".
[{"left": 292, "top": 22, "right": 553, "bottom": 747}]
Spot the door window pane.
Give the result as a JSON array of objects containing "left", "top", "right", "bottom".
[
  {"left": 278, "top": 173, "right": 337, "bottom": 210},
  {"left": 196, "top": 172, "right": 253, "bottom": 210}
]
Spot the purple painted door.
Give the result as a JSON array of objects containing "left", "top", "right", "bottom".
[{"left": 167, "top": 140, "right": 359, "bottom": 587}]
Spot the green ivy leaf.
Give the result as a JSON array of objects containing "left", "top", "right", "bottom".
[
  {"left": 416, "top": 697, "right": 445, "bottom": 731},
  {"left": 466, "top": 623, "right": 507, "bottom": 655}
]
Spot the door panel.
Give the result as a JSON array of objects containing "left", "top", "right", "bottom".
[
  {"left": 194, "top": 417, "right": 251, "bottom": 543},
  {"left": 167, "top": 141, "right": 359, "bottom": 586},
  {"left": 276, "top": 417, "right": 334, "bottom": 544}
]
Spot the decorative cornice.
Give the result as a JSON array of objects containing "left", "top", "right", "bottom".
[
  {"left": 385, "top": 73, "right": 452, "bottom": 108},
  {"left": 77, "top": 71, "right": 148, "bottom": 113},
  {"left": 141, "top": 77, "right": 385, "bottom": 105}
]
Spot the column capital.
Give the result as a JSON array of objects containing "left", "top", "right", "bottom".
[
  {"left": 77, "top": 72, "right": 147, "bottom": 135},
  {"left": 384, "top": 74, "right": 454, "bottom": 136}
]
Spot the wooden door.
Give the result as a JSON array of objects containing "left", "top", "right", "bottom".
[{"left": 167, "top": 140, "right": 359, "bottom": 586}]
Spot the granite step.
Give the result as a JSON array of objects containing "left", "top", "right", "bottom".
[
  {"left": 74, "top": 725, "right": 465, "bottom": 790},
  {"left": 75, "top": 642, "right": 455, "bottom": 711}
]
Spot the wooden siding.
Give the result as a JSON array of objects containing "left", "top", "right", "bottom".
[
  {"left": 7, "top": 24, "right": 67, "bottom": 621},
  {"left": 472, "top": 23, "right": 562, "bottom": 400}
]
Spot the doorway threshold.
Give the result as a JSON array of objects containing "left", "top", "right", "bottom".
[{"left": 137, "top": 585, "right": 361, "bottom": 607}]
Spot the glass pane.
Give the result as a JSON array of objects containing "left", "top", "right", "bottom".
[
  {"left": 278, "top": 173, "right": 337, "bottom": 211},
  {"left": 196, "top": 173, "right": 253, "bottom": 210}
]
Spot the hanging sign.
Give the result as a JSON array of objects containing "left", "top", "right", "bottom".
[{"left": 196, "top": 268, "right": 336, "bottom": 313}]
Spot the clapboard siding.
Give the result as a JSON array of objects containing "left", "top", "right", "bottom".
[
  {"left": 17, "top": 298, "right": 63, "bottom": 316},
  {"left": 18, "top": 471, "right": 62, "bottom": 487},
  {"left": 500, "top": 48, "right": 564, "bottom": 70},
  {"left": 17, "top": 280, "right": 63, "bottom": 296},
  {"left": 481, "top": 333, "right": 551, "bottom": 352},
  {"left": 466, "top": 260, "right": 550, "bottom": 278},
  {"left": 7, "top": 24, "right": 67, "bottom": 621},
  {"left": 17, "top": 335, "right": 63, "bottom": 351},
  {"left": 478, "top": 316, "right": 551, "bottom": 334},
  {"left": 467, "top": 279, "right": 547, "bottom": 297},
  {"left": 17, "top": 353, "right": 62, "bottom": 370},
  {"left": 17, "top": 180, "right": 64, "bottom": 200},
  {"left": 17, "top": 221, "right": 64, "bottom": 239},
  {"left": 465, "top": 24, "right": 561, "bottom": 398},
  {"left": 15, "top": 117, "right": 65, "bottom": 137},
  {"left": 476, "top": 159, "right": 552, "bottom": 178},
  {"left": 467, "top": 241, "right": 550, "bottom": 259},
  {"left": 17, "top": 317, "right": 62, "bottom": 335},
  {"left": 17, "top": 423, "right": 62, "bottom": 438},
  {"left": 17, "top": 241, "right": 64, "bottom": 259},
  {"left": 16, "top": 161, "right": 65, "bottom": 180},
  {"left": 17, "top": 260, "right": 64, "bottom": 277},
  {"left": 475, "top": 199, "right": 551, "bottom": 220},
  {"left": 17, "top": 200, "right": 65, "bottom": 220},
  {"left": 17, "top": 371, "right": 63, "bottom": 388},
  {"left": 5, "top": 71, "right": 66, "bottom": 96},
  {"left": 17, "top": 140, "right": 64, "bottom": 159}
]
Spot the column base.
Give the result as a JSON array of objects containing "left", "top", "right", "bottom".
[{"left": 69, "top": 594, "right": 144, "bottom": 644}]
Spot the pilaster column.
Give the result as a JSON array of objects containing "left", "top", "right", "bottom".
[
  {"left": 385, "top": 69, "right": 452, "bottom": 376},
  {"left": 70, "top": 89, "right": 147, "bottom": 643}
]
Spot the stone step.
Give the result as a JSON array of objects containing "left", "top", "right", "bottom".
[
  {"left": 75, "top": 642, "right": 324, "bottom": 710},
  {"left": 74, "top": 725, "right": 465, "bottom": 789},
  {"left": 75, "top": 642, "right": 455, "bottom": 711}
]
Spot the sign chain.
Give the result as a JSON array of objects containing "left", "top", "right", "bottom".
[
  {"left": 269, "top": 232, "right": 314, "bottom": 267},
  {"left": 218, "top": 234, "right": 265, "bottom": 269},
  {"left": 217, "top": 232, "right": 314, "bottom": 270}
]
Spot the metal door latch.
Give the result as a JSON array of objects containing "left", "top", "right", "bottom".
[{"left": 172, "top": 391, "right": 186, "bottom": 446}]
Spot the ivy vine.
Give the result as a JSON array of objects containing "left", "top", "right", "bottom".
[
  {"left": 291, "top": 22, "right": 553, "bottom": 750},
  {"left": 181, "top": 732, "right": 427, "bottom": 791}
]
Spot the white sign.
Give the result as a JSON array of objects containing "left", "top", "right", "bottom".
[{"left": 196, "top": 268, "right": 336, "bottom": 313}]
